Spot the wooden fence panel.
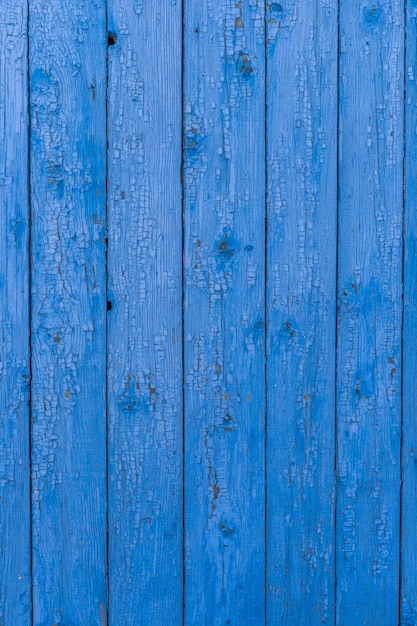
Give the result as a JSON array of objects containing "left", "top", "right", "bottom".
[
  {"left": 336, "top": 1, "right": 404, "bottom": 623},
  {"left": 107, "top": 1, "right": 183, "bottom": 624},
  {"left": 29, "top": 1, "right": 108, "bottom": 622},
  {"left": 266, "top": 1, "right": 338, "bottom": 623},
  {"left": 0, "top": 2, "right": 31, "bottom": 622},
  {"left": 0, "top": 2, "right": 415, "bottom": 623},
  {"left": 183, "top": 1, "right": 266, "bottom": 623}
]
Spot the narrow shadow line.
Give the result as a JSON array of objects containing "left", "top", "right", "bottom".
[
  {"left": 264, "top": 3, "right": 268, "bottom": 624},
  {"left": 105, "top": 2, "right": 111, "bottom": 623},
  {"left": 181, "top": 1, "right": 186, "bottom": 624},
  {"left": 334, "top": 2, "right": 341, "bottom": 624},
  {"left": 27, "top": 0, "right": 34, "bottom": 622}
]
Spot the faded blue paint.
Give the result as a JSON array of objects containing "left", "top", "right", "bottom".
[
  {"left": 0, "top": 1, "right": 31, "bottom": 622},
  {"left": 401, "top": 1, "right": 417, "bottom": 623},
  {"left": 336, "top": 1, "right": 404, "bottom": 623},
  {"left": 0, "top": 1, "right": 414, "bottom": 624},
  {"left": 107, "top": 0, "right": 183, "bottom": 624},
  {"left": 183, "top": 1, "right": 266, "bottom": 623},
  {"left": 29, "top": 0, "right": 108, "bottom": 623},
  {"left": 266, "top": 1, "right": 338, "bottom": 623}
]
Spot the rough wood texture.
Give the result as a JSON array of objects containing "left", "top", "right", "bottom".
[
  {"left": 29, "top": 1, "right": 108, "bottom": 622},
  {"left": 0, "top": 2, "right": 31, "bottom": 622},
  {"left": 106, "top": 1, "right": 183, "bottom": 623},
  {"left": 402, "top": 1, "right": 417, "bottom": 623},
  {"left": 336, "top": 1, "right": 404, "bottom": 623},
  {"left": 266, "top": 1, "right": 338, "bottom": 623},
  {"left": 183, "top": 1, "right": 266, "bottom": 623},
  {"left": 1, "top": 1, "right": 416, "bottom": 623}
]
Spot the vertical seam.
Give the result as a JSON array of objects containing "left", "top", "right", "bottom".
[
  {"left": 264, "top": 1, "right": 268, "bottom": 624},
  {"left": 27, "top": 0, "right": 33, "bottom": 621},
  {"left": 181, "top": 0, "right": 186, "bottom": 623},
  {"left": 334, "top": 1, "right": 341, "bottom": 624},
  {"left": 105, "top": 2, "right": 110, "bottom": 623}
]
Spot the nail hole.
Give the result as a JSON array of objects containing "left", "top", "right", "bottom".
[
  {"left": 107, "top": 33, "right": 117, "bottom": 46},
  {"left": 107, "top": 301, "right": 113, "bottom": 311}
]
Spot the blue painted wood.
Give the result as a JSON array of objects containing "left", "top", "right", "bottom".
[
  {"left": 2, "top": 2, "right": 416, "bottom": 621},
  {"left": 0, "top": 2, "right": 31, "bottom": 622},
  {"left": 401, "top": 2, "right": 417, "bottom": 623},
  {"left": 106, "top": 1, "right": 183, "bottom": 623},
  {"left": 266, "top": 1, "right": 338, "bottom": 623},
  {"left": 29, "top": 1, "right": 108, "bottom": 623},
  {"left": 183, "top": 2, "right": 266, "bottom": 623},
  {"left": 336, "top": 1, "right": 404, "bottom": 623}
]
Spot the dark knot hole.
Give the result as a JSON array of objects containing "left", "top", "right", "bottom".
[{"left": 107, "top": 33, "right": 117, "bottom": 46}]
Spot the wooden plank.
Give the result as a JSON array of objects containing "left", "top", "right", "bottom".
[
  {"left": 183, "top": 2, "right": 265, "bottom": 623},
  {"left": 106, "top": 2, "right": 183, "bottom": 623},
  {"left": 401, "top": 2, "right": 417, "bottom": 623},
  {"left": 29, "top": 1, "right": 108, "bottom": 623},
  {"left": 0, "top": 2, "right": 31, "bottom": 622},
  {"left": 265, "top": 2, "right": 338, "bottom": 623},
  {"left": 336, "top": 1, "right": 404, "bottom": 622}
]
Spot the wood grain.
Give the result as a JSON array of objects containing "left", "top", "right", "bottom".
[
  {"left": 0, "top": 2, "right": 31, "bottom": 622},
  {"left": 0, "top": 2, "right": 414, "bottom": 622},
  {"left": 106, "top": 1, "right": 183, "bottom": 623},
  {"left": 183, "top": 1, "right": 266, "bottom": 623},
  {"left": 336, "top": 1, "right": 404, "bottom": 622},
  {"left": 401, "top": 1, "right": 417, "bottom": 623},
  {"left": 29, "top": 1, "right": 108, "bottom": 622},
  {"left": 266, "top": 1, "right": 338, "bottom": 623}
]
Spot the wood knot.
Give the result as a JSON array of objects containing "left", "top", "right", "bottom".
[
  {"left": 236, "top": 52, "right": 254, "bottom": 79},
  {"left": 364, "top": 6, "right": 382, "bottom": 27},
  {"left": 270, "top": 2, "right": 285, "bottom": 18}
]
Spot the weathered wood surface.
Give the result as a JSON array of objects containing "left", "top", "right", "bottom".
[
  {"left": 402, "top": 1, "right": 417, "bottom": 623},
  {"left": 107, "top": 1, "right": 183, "bottom": 624},
  {"left": 336, "top": 1, "right": 404, "bottom": 623},
  {"left": 0, "top": 1, "right": 415, "bottom": 623},
  {"left": 266, "top": 1, "right": 338, "bottom": 623},
  {"left": 29, "top": 0, "right": 108, "bottom": 622},
  {"left": 183, "top": 1, "right": 266, "bottom": 623},
  {"left": 0, "top": 2, "right": 31, "bottom": 622}
]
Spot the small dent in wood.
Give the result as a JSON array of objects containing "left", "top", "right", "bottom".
[
  {"left": 253, "top": 319, "right": 265, "bottom": 337},
  {"left": 219, "top": 521, "right": 236, "bottom": 536},
  {"left": 89, "top": 79, "right": 96, "bottom": 101},
  {"left": 281, "top": 320, "right": 295, "bottom": 338},
  {"left": 222, "top": 413, "right": 234, "bottom": 432}
]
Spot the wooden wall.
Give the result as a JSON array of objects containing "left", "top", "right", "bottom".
[{"left": 0, "top": 0, "right": 413, "bottom": 624}]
